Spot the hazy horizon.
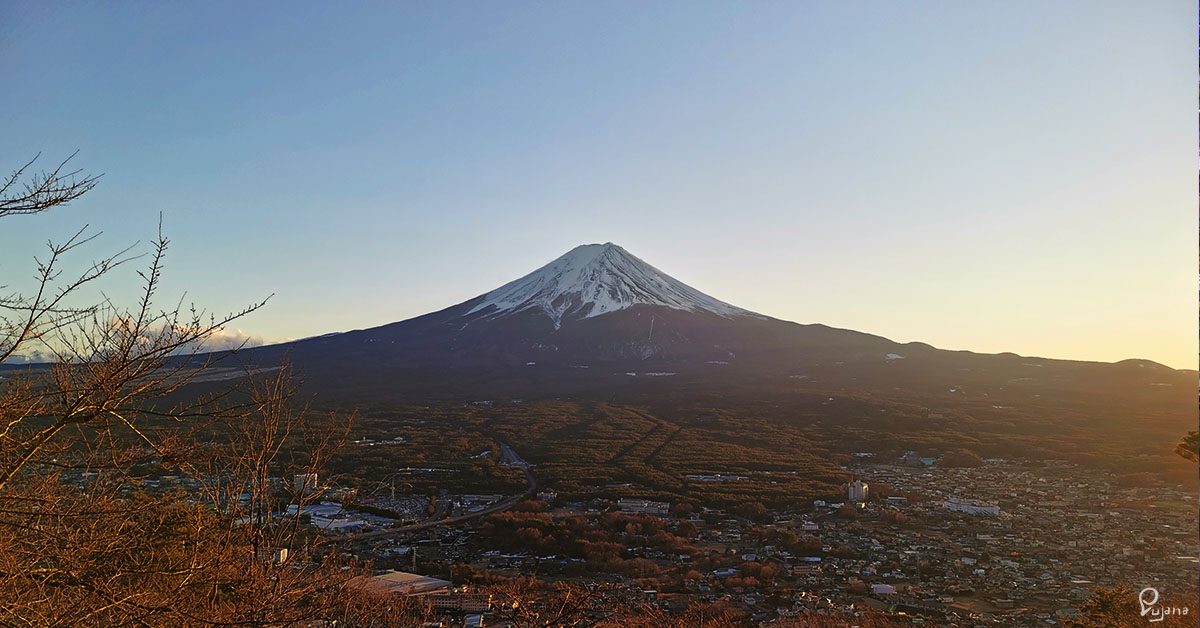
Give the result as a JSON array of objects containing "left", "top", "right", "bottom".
[{"left": 1, "top": 1, "right": 1194, "bottom": 369}]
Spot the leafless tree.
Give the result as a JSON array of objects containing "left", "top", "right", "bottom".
[{"left": 0, "top": 155, "right": 401, "bottom": 627}]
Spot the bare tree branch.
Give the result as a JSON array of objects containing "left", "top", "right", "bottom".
[{"left": 0, "top": 151, "right": 101, "bottom": 218}]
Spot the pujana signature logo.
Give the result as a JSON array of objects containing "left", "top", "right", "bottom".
[{"left": 1139, "top": 587, "right": 1190, "bottom": 623}]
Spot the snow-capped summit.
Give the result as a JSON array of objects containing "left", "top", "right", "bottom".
[{"left": 467, "top": 243, "right": 758, "bottom": 328}]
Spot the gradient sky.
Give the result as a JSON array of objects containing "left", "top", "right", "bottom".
[{"left": 1, "top": 2, "right": 1194, "bottom": 368}]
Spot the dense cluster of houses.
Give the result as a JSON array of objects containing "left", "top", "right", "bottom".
[
  {"left": 337, "top": 457, "right": 1196, "bottom": 627},
  {"left": 88, "top": 451, "right": 1194, "bottom": 626}
]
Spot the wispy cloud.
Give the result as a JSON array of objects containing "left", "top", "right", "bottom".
[
  {"left": 189, "top": 327, "right": 272, "bottom": 352},
  {"left": 2, "top": 326, "right": 285, "bottom": 364}
]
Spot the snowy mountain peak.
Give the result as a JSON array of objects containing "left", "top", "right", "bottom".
[{"left": 467, "top": 243, "right": 758, "bottom": 328}]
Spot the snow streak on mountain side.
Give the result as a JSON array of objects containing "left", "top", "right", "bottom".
[{"left": 467, "top": 243, "right": 759, "bottom": 328}]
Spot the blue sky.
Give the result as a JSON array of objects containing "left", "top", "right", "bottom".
[{"left": 1, "top": 1, "right": 1194, "bottom": 367}]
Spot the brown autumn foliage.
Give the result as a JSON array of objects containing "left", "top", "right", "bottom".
[
  {"left": 1066, "top": 584, "right": 1198, "bottom": 628},
  {"left": 0, "top": 155, "right": 401, "bottom": 626}
]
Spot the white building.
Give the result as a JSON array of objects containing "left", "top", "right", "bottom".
[
  {"left": 311, "top": 516, "right": 367, "bottom": 533},
  {"left": 367, "top": 570, "right": 451, "bottom": 595},
  {"left": 848, "top": 480, "right": 869, "bottom": 503},
  {"left": 944, "top": 498, "right": 1000, "bottom": 516},
  {"left": 286, "top": 501, "right": 343, "bottom": 518},
  {"left": 617, "top": 498, "right": 670, "bottom": 516},
  {"left": 872, "top": 583, "right": 896, "bottom": 595}
]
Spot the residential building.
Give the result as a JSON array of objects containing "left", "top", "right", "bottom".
[{"left": 848, "top": 480, "right": 869, "bottom": 503}]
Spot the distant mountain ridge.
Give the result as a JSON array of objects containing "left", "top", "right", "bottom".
[{"left": 249, "top": 244, "right": 1189, "bottom": 384}]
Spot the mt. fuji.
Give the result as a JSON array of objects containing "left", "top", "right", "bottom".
[
  {"left": 250, "top": 243, "right": 1189, "bottom": 411},
  {"left": 271, "top": 242, "right": 887, "bottom": 368}
]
